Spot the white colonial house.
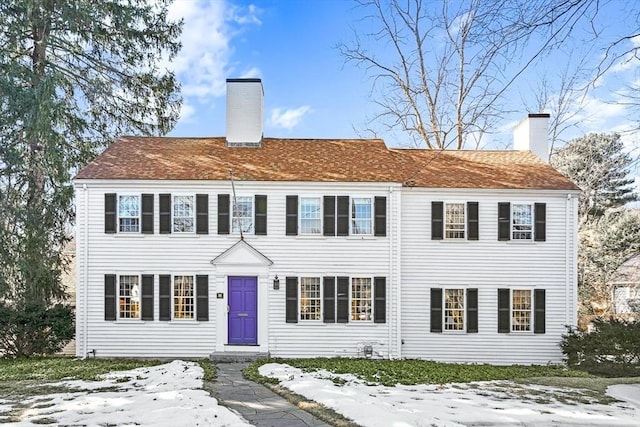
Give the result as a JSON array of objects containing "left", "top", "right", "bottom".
[{"left": 74, "top": 79, "right": 579, "bottom": 364}]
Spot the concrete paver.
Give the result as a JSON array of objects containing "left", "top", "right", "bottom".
[{"left": 211, "top": 362, "right": 332, "bottom": 427}]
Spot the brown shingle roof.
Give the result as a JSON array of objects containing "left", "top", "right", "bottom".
[{"left": 75, "top": 137, "right": 579, "bottom": 190}]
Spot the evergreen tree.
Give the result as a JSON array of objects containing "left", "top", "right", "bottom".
[
  {"left": 552, "top": 133, "right": 638, "bottom": 220},
  {"left": 0, "top": 1, "right": 181, "bottom": 354}
]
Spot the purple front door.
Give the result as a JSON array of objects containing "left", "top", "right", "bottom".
[{"left": 228, "top": 276, "right": 258, "bottom": 345}]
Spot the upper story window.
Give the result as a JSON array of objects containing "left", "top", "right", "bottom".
[
  {"left": 351, "top": 277, "right": 372, "bottom": 321},
  {"left": 118, "top": 195, "right": 140, "bottom": 233},
  {"left": 300, "top": 277, "right": 321, "bottom": 320},
  {"left": 232, "top": 196, "right": 254, "bottom": 234},
  {"left": 445, "top": 203, "right": 465, "bottom": 239},
  {"left": 173, "top": 195, "right": 195, "bottom": 233},
  {"left": 173, "top": 275, "right": 194, "bottom": 320},
  {"left": 351, "top": 198, "right": 372, "bottom": 235},
  {"left": 119, "top": 275, "right": 140, "bottom": 319},
  {"left": 512, "top": 204, "right": 533, "bottom": 240},
  {"left": 300, "top": 197, "right": 321, "bottom": 235}
]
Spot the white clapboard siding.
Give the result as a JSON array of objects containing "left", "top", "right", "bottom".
[
  {"left": 398, "top": 189, "right": 578, "bottom": 364},
  {"left": 75, "top": 180, "right": 399, "bottom": 358}
]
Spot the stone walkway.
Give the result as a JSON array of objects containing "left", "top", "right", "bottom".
[{"left": 210, "top": 362, "right": 333, "bottom": 427}]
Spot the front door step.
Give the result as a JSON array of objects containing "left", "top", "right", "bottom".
[{"left": 209, "top": 351, "right": 270, "bottom": 363}]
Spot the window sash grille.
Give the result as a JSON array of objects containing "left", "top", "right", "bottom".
[
  {"left": 351, "top": 277, "right": 372, "bottom": 321},
  {"left": 118, "top": 195, "right": 140, "bottom": 232},
  {"left": 352, "top": 198, "right": 372, "bottom": 235},
  {"left": 300, "top": 197, "right": 321, "bottom": 234},
  {"left": 512, "top": 204, "right": 533, "bottom": 240},
  {"left": 300, "top": 277, "right": 321, "bottom": 320},
  {"left": 119, "top": 275, "right": 140, "bottom": 319},
  {"left": 174, "top": 276, "right": 194, "bottom": 319},
  {"left": 444, "top": 289, "right": 464, "bottom": 330},
  {"left": 445, "top": 203, "right": 465, "bottom": 239},
  {"left": 173, "top": 195, "right": 195, "bottom": 233},
  {"left": 512, "top": 289, "right": 532, "bottom": 331},
  {"left": 232, "top": 196, "right": 253, "bottom": 234}
]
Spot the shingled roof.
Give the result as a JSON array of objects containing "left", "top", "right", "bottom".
[{"left": 75, "top": 136, "right": 579, "bottom": 190}]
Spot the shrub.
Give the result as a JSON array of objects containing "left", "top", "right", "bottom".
[
  {"left": 0, "top": 302, "right": 74, "bottom": 357},
  {"left": 561, "top": 318, "right": 640, "bottom": 377}
]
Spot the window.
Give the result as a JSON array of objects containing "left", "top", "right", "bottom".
[
  {"left": 512, "top": 289, "right": 532, "bottom": 332},
  {"left": 173, "top": 195, "right": 195, "bottom": 233},
  {"left": 118, "top": 195, "right": 140, "bottom": 232},
  {"left": 445, "top": 203, "right": 465, "bottom": 239},
  {"left": 444, "top": 289, "right": 465, "bottom": 330},
  {"left": 300, "top": 277, "right": 321, "bottom": 320},
  {"left": 300, "top": 197, "right": 321, "bottom": 234},
  {"left": 119, "top": 275, "right": 140, "bottom": 319},
  {"left": 512, "top": 204, "right": 533, "bottom": 240},
  {"left": 232, "top": 196, "right": 253, "bottom": 234},
  {"left": 351, "top": 277, "right": 372, "bottom": 321},
  {"left": 352, "top": 198, "right": 372, "bottom": 235},
  {"left": 173, "top": 275, "right": 194, "bottom": 319}
]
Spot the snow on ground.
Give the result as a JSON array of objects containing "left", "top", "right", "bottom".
[
  {"left": 260, "top": 363, "right": 640, "bottom": 427},
  {"left": 2, "top": 360, "right": 251, "bottom": 427}
]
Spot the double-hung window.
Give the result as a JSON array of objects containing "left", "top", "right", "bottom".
[
  {"left": 351, "top": 198, "right": 372, "bottom": 235},
  {"left": 511, "top": 289, "right": 532, "bottom": 332},
  {"left": 118, "top": 195, "right": 140, "bottom": 233},
  {"left": 445, "top": 203, "right": 465, "bottom": 239},
  {"left": 444, "top": 289, "right": 465, "bottom": 330},
  {"left": 351, "top": 277, "right": 372, "bottom": 321},
  {"left": 173, "top": 275, "right": 194, "bottom": 319},
  {"left": 299, "top": 277, "right": 321, "bottom": 320},
  {"left": 512, "top": 204, "right": 533, "bottom": 240},
  {"left": 118, "top": 275, "right": 140, "bottom": 319},
  {"left": 232, "top": 196, "right": 254, "bottom": 234},
  {"left": 300, "top": 197, "right": 321, "bottom": 234},
  {"left": 173, "top": 195, "right": 195, "bottom": 233}
]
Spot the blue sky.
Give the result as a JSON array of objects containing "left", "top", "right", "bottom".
[{"left": 165, "top": 0, "right": 640, "bottom": 154}]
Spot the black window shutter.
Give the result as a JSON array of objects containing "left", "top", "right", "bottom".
[
  {"left": 431, "top": 201, "right": 443, "bottom": 240},
  {"left": 196, "top": 194, "right": 209, "bottom": 235},
  {"left": 323, "top": 196, "right": 336, "bottom": 236},
  {"left": 286, "top": 195, "right": 298, "bottom": 236},
  {"left": 498, "top": 202, "right": 511, "bottom": 241},
  {"left": 159, "top": 194, "right": 171, "bottom": 234},
  {"left": 534, "top": 203, "right": 546, "bottom": 242},
  {"left": 467, "top": 202, "right": 479, "bottom": 241},
  {"left": 336, "top": 196, "right": 350, "bottom": 236},
  {"left": 105, "top": 194, "right": 117, "bottom": 234},
  {"left": 374, "top": 196, "right": 387, "bottom": 237},
  {"left": 336, "top": 276, "right": 349, "bottom": 323},
  {"left": 374, "top": 277, "right": 386, "bottom": 323},
  {"left": 430, "top": 288, "right": 443, "bottom": 332},
  {"left": 104, "top": 274, "right": 116, "bottom": 321},
  {"left": 255, "top": 195, "right": 267, "bottom": 235},
  {"left": 159, "top": 275, "right": 171, "bottom": 321},
  {"left": 286, "top": 277, "right": 298, "bottom": 323},
  {"left": 141, "top": 274, "right": 154, "bottom": 320},
  {"left": 467, "top": 288, "right": 478, "bottom": 333},
  {"left": 196, "top": 275, "right": 209, "bottom": 321},
  {"left": 217, "top": 194, "right": 230, "bottom": 235},
  {"left": 141, "top": 194, "right": 154, "bottom": 234},
  {"left": 534, "top": 289, "right": 546, "bottom": 334},
  {"left": 323, "top": 277, "right": 336, "bottom": 323},
  {"left": 498, "top": 288, "right": 510, "bottom": 333}
]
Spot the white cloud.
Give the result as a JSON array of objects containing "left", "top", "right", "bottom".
[
  {"left": 179, "top": 102, "right": 196, "bottom": 122},
  {"left": 269, "top": 106, "right": 312, "bottom": 130}
]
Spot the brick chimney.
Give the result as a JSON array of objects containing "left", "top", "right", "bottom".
[
  {"left": 226, "top": 78, "right": 263, "bottom": 147},
  {"left": 513, "top": 113, "right": 550, "bottom": 163}
]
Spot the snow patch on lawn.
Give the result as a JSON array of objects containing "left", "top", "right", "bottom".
[
  {"left": 260, "top": 363, "right": 640, "bottom": 427},
  {"left": 3, "top": 360, "right": 251, "bottom": 427}
]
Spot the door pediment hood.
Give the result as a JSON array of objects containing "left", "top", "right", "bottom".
[{"left": 211, "top": 239, "right": 273, "bottom": 267}]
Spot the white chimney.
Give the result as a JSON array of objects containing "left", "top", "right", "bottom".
[
  {"left": 513, "top": 113, "right": 550, "bottom": 163},
  {"left": 226, "top": 78, "right": 263, "bottom": 147}
]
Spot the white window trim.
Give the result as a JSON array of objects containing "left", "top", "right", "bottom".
[
  {"left": 443, "top": 287, "right": 466, "bottom": 332},
  {"left": 117, "top": 273, "right": 141, "bottom": 320},
  {"left": 172, "top": 274, "right": 196, "bottom": 321},
  {"left": 299, "top": 196, "right": 323, "bottom": 236},
  {"left": 444, "top": 202, "right": 466, "bottom": 240},
  {"left": 299, "top": 276, "right": 323, "bottom": 322},
  {"left": 510, "top": 288, "right": 533, "bottom": 333},
  {"left": 231, "top": 195, "right": 254, "bottom": 235},
  {"left": 117, "top": 193, "right": 141, "bottom": 234},
  {"left": 172, "top": 194, "right": 196, "bottom": 234},
  {"left": 511, "top": 202, "right": 534, "bottom": 241},
  {"left": 350, "top": 196, "right": 374, "bottom": 236},
  {"left": 350, "top": 276, "right": 374, "bottom": 322}
]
